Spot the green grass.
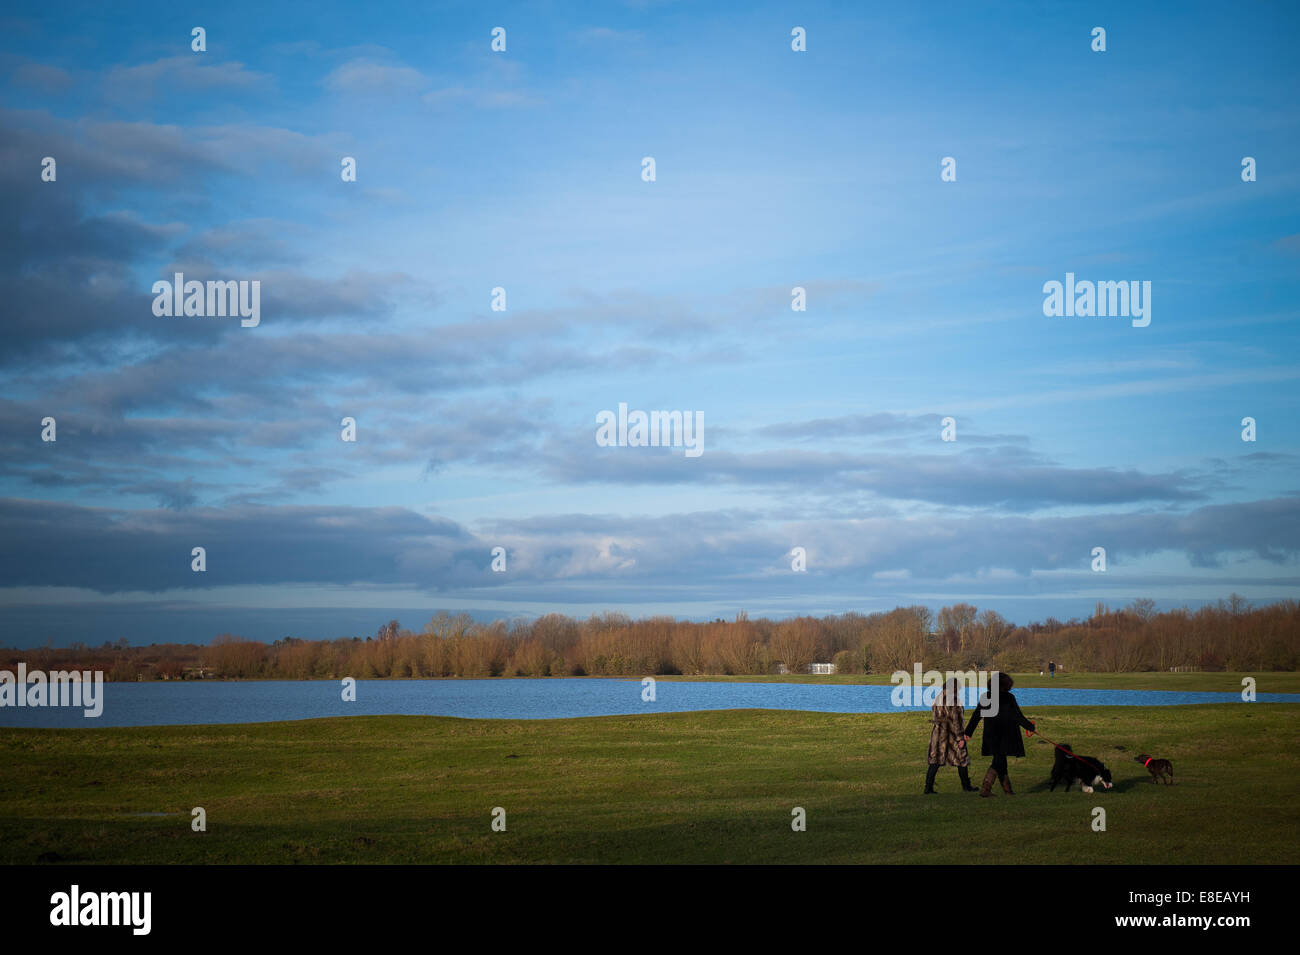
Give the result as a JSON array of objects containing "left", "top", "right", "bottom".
[
  {"left": 2, "top": 702, "right": 1296, "bottom": 864},
  {"left": 661, "top": 671, "right": 1300, "bottom": 693}
]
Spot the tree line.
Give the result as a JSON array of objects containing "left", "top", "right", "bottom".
[{"left": 4, "top": 596, "right": 1297, "bottom": 681}]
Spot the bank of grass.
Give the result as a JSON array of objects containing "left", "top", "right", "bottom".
[
  {"left": 661, "top": 671, "right": 1300, "bottom": 693},
  {"left": 1, "top": 702, "right": 1295, "bottom": 865}
]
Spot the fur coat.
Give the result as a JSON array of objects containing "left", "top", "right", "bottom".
[{"left": 927, "top": 698, "right": 970, "bottom": 767}]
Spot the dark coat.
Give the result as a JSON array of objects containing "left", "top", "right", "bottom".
[{"left": 964, "top": 685, "right": 1035, "bottom": 758}]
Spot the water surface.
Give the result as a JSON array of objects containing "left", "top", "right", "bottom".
[{"left": 1, "top": 678, "right": 1294, "bottom": 727}]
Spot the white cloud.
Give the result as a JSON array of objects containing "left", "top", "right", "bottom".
[{"left": 324, "top": 58, "right": 429, "bottom": 94}]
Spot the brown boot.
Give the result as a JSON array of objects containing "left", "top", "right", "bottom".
[
  {"left": 979, "top": 768, "right": 997, "bottom": 797},
  {"left": 999, "top": 774, "right": 1014, "bottom": 795}
]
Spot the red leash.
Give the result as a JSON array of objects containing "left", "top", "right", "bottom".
[{"left": 1029, "top": 729, "right": 1108, "bottom": 779}]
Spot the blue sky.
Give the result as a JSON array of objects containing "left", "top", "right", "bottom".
[{"left": 1, "top": 1, "right": 1298, "bottom": 646}]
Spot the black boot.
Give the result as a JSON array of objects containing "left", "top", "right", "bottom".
[
  {"left": 958, "top": 766, "right": 977, "bottom": 792},
  {"left": 924, "top": 764, "right": 939, "bottom": 794}
]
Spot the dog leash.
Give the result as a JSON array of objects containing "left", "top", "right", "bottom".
[{"left": 1028, "top": 729, "right": 1108, "bottom": 778}]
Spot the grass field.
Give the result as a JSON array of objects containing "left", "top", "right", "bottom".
[{"left": 2, "top": 700, "right": 1296, "bottom": 864}]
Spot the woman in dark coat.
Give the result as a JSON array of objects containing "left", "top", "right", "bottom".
[
  {"left": 963, "top": 672, "right": 1035, "bottom": 796},
  {"left": 924, "top": 677, "right": 976, "bottom": 793}
]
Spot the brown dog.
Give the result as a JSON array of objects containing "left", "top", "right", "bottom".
[{"left": 1134, "top": 754, "right": 1174, "bottom": 784}]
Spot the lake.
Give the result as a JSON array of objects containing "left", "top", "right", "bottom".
[{"left": 1, "top": 678, "right": 1295, "bottom": 727}]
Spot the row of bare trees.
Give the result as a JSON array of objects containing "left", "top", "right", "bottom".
[{"left": 5, "top": 597, "right": 1297, "bottom": 680}]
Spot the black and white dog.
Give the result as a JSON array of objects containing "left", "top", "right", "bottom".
[{"left": 1049, "top": 743, "right": 1114, "bottom": 793}]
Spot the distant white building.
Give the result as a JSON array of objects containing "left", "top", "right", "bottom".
[{"left": 774, "top": 662, "right": 836, "bottom": 675}]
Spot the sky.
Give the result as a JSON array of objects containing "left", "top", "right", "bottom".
[{"left": 1, "top": 1, "right": 1298, "bottom": 647}]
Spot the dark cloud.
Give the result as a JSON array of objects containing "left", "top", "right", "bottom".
[
  {"left": 538, "top": 439, "right": 1206, "bottom": 509},
  {"left": 0, "top": 498, "right": 477, "bottom": 592},
  {"left": 756, "top": 413, "right": 1029, "bottom": 448},
  {"left": 0, "top": 108, "right": 402, "bottom": 363},
  {"left": 757, "top": 412, "right": 943, "bottom": 441},
  {"left": 8, "top": 61, "right": 74, "bottom": 95},
  {"left": 174, "top": 219, "right": 306, "bottom": 267},
  {"left": 1, "top": 495, "right": 1296, "bottom": 596}
]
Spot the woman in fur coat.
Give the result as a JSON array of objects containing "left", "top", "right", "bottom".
[{"left": 924, "top": 677, "right": 976, "bottom": 793}]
